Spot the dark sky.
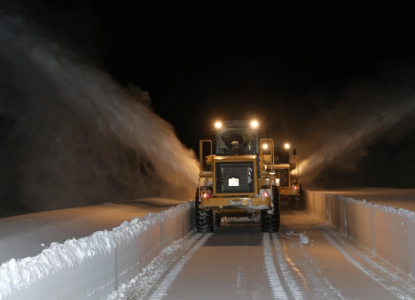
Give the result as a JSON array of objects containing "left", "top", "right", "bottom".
[
  {"left": 102, "top": 1, "right": 415, "bottom": 148},
  {"left": 5, "top": 0, "right": 415, "bottom": 188}
]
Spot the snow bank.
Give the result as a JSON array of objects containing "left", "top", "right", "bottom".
[
  {"left": 304, "top": 190, "right": 415, "bottom": 278},
  {"left": 0, "top": 201, "right": 195, "bottom": 300}
]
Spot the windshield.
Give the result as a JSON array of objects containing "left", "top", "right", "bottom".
[
  {"left": 216, "top": 125, "right": 258, "bottom": 155},
  {"left": 274, "top": 147, "right": 290, "bottom": 164}
]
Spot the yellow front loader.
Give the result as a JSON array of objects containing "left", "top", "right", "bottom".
[
  {"left": 195, "top": 120, "right": 280, "bottom": 233},
  {"left": 273, "top": 144, "right": 303, "bottom": 209}
]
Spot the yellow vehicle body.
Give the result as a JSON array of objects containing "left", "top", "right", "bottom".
[
  {"left": 200, "top": 196, "right": 272, "bottom": 209},
  {"left": 274, "top": 153, "right": 302, "bottom": 208},
  {"left": 198, "top": 141, "right": 276, "bottom": 213},
  {"left": 195, "top": 120, "right": 281, "bottom": 233}
]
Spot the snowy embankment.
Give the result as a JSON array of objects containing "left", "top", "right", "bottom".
[
  {"left": 0, "top": 201, "right": 194, "bottom": 300},
  {"left": 304, "top": 190, "right": 415, "bottom": 279}
]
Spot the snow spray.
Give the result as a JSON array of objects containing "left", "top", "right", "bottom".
[
  {"left": 300, "top": 94, "right": 415, "bottom": 182},
  {"left": 0, "top": 16, "right": 199, "bottom": 210}
]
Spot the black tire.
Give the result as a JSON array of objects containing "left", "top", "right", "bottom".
[
  {"left": 261, "top": 185, "right": 280, "bottom": 232},
  {"left": 261, "top": 210, "right": 270, "bottom": 232},
  {"left": 290, "top": 183, "right": 304, "bottom": 210},
  {"left": 291, "top": 196, "right": 302, "bottom": 210},
  {"left": 299, "top": 183, "right": 305, "bottom": 210},
  {"left": 215, "top": 212, "right": 221, "bottom": 227},
  {"left": 195, "top": 187, "right": 214, "bottom": 233}
]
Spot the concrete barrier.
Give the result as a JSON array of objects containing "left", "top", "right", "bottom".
[
  {"left": 304, "top": 190, "right": 415, "bottom": 278},
  {"left": 0, "top": 201, "right": 195, "bottom": 300}
]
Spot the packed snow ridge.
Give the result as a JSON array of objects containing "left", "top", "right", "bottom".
[
  {"left": 337, "top": 195, "right": 415, "bottom": 219},
  {"left": 0, "top": 202, "right": 191, "bottom": 299}
]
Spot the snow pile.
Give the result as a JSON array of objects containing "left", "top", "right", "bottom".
[
  {"left": 338, "top": 195, "right": 415, "bottom": 219},
  {"left": 0, "top": 202, "right": 192, "bottom": 300},
  {"left": 0, "top": 232, "right": 114, "bottom": 297}
]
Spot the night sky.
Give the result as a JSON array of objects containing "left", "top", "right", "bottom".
[{"left": 4, "top": 0, "right": 415, "bottom": 189}]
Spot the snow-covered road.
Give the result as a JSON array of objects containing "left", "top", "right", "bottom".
[
  {"left": 2, "top": 188, "right": 415, "bottom": 299},
  {"left": 111, "top": 210, "right": 415, "bottom": 300}
]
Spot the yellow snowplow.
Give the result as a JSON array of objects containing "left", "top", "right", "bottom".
[
  {"left": 195, "top": 120, "right": 280, "bottom": 233},
  {"left": 273, "top": 143, "right": 303, "bottom": 209}
]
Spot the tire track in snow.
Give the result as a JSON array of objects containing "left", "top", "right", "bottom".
[
  {"left": 109, "top": 233, "right": 202, "bottom": 300},
  {"left": 263, "top": 233, "right": 288, "bottom": 300},
  {"left": 323, "top": 227, "right": 415, "bottom": 297},
  {"left": 271, "top": 233, "right": 304, "bottom": 299},
  {"left": 147, "top": 233, "right": 212, "bottom": 300},
  {"left": 321, "top": 277, "right": 348, "bottom": 300},
  {"left": 319, "top": 229, "right": 413, "bottom": 300},
  {"left": 280, "top": 227, "right": 344, "bottom": 299}
]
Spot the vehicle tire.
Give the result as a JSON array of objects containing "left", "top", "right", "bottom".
[
  {"left": 271, "top": 185, "right": 280, "bottom": 232},
  {"left": 261, "top": 210, "right": 271, "bottom": 232},
  {"left": 290, "top": 184, "right": 304, "bottom": 210},
  {"left": 195, "top": 187, "right": 214, "bottom": 233},
  {"left": 289, "top": 196, "right": 297, "bottom": 210},
  {"left": 291, "top": 196, "right": 302, "bottom": 210},
  {"left": 260, "top": 185, "right": 280, "bottom": 232},
  {"left": 215, "top": 212, "right": 221, "bottom": 227},
  {"left": 299, "top": 183, "right": 305, "bottom": 210}
]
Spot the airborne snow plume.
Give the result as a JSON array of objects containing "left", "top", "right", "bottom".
[
  {"left": 0, "top": 16, "right": 199, "bottom": 211},
  {"left": 276, "top": 79, "right": 415, "bottom": 186},
  {"left": 300, "top": 97, "right": 415, "bottom": 180}
]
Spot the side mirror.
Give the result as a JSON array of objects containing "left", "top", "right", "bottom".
[{"left": 293, "top": 149, "right": 297, "bottom": 155}]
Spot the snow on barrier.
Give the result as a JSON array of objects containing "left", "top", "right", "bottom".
[
  {"left": 0, "top": 201, "right": 195, "bottom": 300},
  {"left": 304, "top": 190, "right": 415, "bottom": 279}
]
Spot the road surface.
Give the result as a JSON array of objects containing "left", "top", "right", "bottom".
[{"left": 127, "top": 210, "right": 415, "bottom": 300}]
